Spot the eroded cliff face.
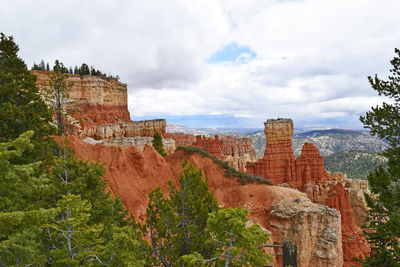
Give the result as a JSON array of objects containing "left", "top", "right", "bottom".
[
  {"left": 267, "top": 198, "right": 343, "bottom": 267},
  {"left": 61, "top": 136, "right": 344, "bottom": 267},
  {"left": 94, "top": 119, "right": 167, "bottom": 139},
  {"left": 166, "top": 134, "right": 257, "bottom": 171},
  {"left": 33, "top": 70, "right": 166, "bottom": 139},
  {"left": 33, "top": 70, "right": 130, "bottom": 125},
  {"left": 246, "top": 118, "right": 370, "bottom": 266}
]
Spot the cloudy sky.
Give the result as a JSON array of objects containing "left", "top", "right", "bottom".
[{"left": 1, "top": 0, "right": 399, "bottom": 129}]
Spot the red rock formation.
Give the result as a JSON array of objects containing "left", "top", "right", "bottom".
[
  {"left": 164, "top": 133, "right": 197, "bottom": 146},
  {"left": 94, "top": 119, "right": 166, "bottom": 139},
  {"left": 33, "top": 70, "right": 130, "bottom": 124},
  {"left": 220, "top": 136, "right": 257, "bottom": 171},
  {"left": 165, "top": 133, "right": 257, "bottom": 171},
  {"left": 61, "top": 136, "right": 344, "bottom": 266},
  {"left": 246, "top": 118, "right": 370, "bottom": 266},
  {"left": 192, "top": 135, "right": 226, "bottom": 159},
  {"left": 33, "top": 70, "right": 166, "bottom": 139},
  {"left": 246, "top": 119, "right": 296, "bottom": 183}
]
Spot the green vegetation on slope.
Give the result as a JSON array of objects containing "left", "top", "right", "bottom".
[
  {"left": 138, "top": 160, "right": 272, "bottom": 266},
  {"left": 176, "top": 145, "right": 272, "bottom": 185},
  {"left": 324, "top": 150, "right": 387, "bottom": 179}
]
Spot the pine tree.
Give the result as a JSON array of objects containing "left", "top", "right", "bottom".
[
  {"left": 0, "top": 131, "right": 56, "bottom": 265},
  {"left": 360, "top": 48, "right": 400, "bottom": 266},
  {"left": 152, "top": 132, "right": 167, "bottom": 157},
  {"left": 142, "top": 160, "right": 272, "bottom": 266},
  {"left": 183, "top": 208, "right": 272, "bottom": 266},
  {"left": 0, "top": 33, "right": 54, "bottom": 161}
]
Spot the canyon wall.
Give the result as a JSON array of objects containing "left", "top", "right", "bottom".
[
  {"left": 33, "top": 70, "right": 130, "bottom": 124},
  {"left": 61, "top": 136, "right": 344, "bottom": 267},
  {"left": 246, "top": 118, "right": 370, "bottom": 266},
  {"left": 33, "top": 70, "right": 166, "bottom": 139}
]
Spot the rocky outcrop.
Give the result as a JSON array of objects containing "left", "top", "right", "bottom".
[
  {"left": 94, "top": 119, "right": 166, "bottom": 139},
  {"left": 84, "top": 136, "right": 175, "bottom": 154},
  {"left": 220, "top": 136, "right": 257, "bottom": 170},
  {"left": 246, "top": 119, "right": 296, "bottom": 183},
  {"left": 33, "top": 70, "right": 131, "bottom": 137},
  {"left": 33, "top": 70, "right": 169, "bottom": 140},
  {"left": 60, "top": 136, "right": 345, "bottom": 266},
  {"left": 166, "top": 133, "right": 257, "bottom": 171},
  {"left": 164, "top": 133, "right": 197, "bottom": 146},
  {"left": 33, "top": 70, "right": 130, "bottom": 123},
  {"left": 246, "top": 118, "right": 370, "bottom": 266},
  {"left": 267, "top": 198, "right": 343, "bottom": 267},
  {"left": 344, "top": 179, "right": 369, "bottom": 227}
]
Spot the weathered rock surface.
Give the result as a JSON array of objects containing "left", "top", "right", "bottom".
[
  {"left": 246, "top": 118, "right": 370, "bottom": 266},
  {"left": 166, "top": 133, "right": 257, "bottom": 171},
  {"left": 267, "top": 198, "right": 343, "bottom": 267},
  {"left": 246, "top": 119, "right": 297, "bottom": 184},
  {"left": 164, "top": 133, "right": 197, "bottom": 146},
  {"left": 33, "top": 70, "right": 130, "bottom": 125},
  {"left": 344, "top": 179, "right": 369, "bottom": 227},
  {"left": 94, "top": 119, "right": 166, "bottom": 139},
  {"left": 84, "top": 136, "right": 175, "bottom": 154},
  {"left": 60, "top": 136, "right": 344, "bottom": 266},
  {"left": 33, "top": 70, "right": 168, "bottom": 140}
]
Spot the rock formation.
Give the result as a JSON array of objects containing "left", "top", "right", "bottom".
[
  {"left": 84, "top": 136, "right": 176, "bottom": 154},
  {"left": 267, "top": 198, "right": 343, "bottom": 267},
  {"left": 246, "top": 118, "right": 370, "bottom": 266},
  {"left": 344, "top": 178, "right": 369, "bottom": 227},
  {"left": 164, "top": 133, "right": 197, "bottom": 146},
  {"left": 33, "top": 70, "right": 130, "bottom": 124},
  {"left": 166, "top": 134, "right": 257, "bottom": 171},
  {"left": 60, "top": 136, "right": 344, "bottom": 267},
  {"left": 246, "top": 119, "right": 297, "bottom": 183},
  {"left": 33, "top": 70, "right": 166, "bottom": 139},
  {"left": 94, "top": 119, "right": 166, "bottom": 139}
]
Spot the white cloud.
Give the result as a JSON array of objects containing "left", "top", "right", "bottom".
[{"left": 1, "top": 0, "right": 399, "bottom": 128}]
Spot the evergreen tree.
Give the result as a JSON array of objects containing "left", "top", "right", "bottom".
[
  {"left": 0, "top": 33, "right": 54, "bottom": 161},
  {"left": 360, "top": 48, "right": 400, "bottom": 266},
  {"left": 142, "top": 160, "right": 271, "bottom": 266},
  {"left": 0, "top": 131, "right": 56, "bottom": 265},
  {"left": 183, "top": 208, "right": 272, "bottom": 266},
  {"left": 152, "top": 132, "right": 167, "bottom": 157}
]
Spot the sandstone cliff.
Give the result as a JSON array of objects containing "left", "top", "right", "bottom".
[
  {"left": 33, "top": 70, "right": 130, "bottom": 125},
  {"left": 246, "top": 118, "right": 370, "bottom": 266},
  {"left": 33, "top": 70, "right": 166, "bottom": 139},
  {"left": 94, "top": 119, "right": 166, "bottom": 139},
  {"left": 61, "top": 136, "right": 344, "bottom": 267}
]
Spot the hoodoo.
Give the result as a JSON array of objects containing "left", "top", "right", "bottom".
[{"left": 247, "top": 118, "right": 370, "bottom": 267}]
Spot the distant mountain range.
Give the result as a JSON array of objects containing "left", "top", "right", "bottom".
[{"left": 166, "top": 123, "right": 389, "bottom": 179}]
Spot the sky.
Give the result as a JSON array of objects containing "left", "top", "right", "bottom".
[{"left": 1, "top": 0, "right": 399, "bottom": 130}]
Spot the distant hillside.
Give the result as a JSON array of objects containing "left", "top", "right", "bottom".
[
  {"left": 324, "top": 150, "right": 387, "bottom": 179},
  {"left": 250, "top": 129, "right": 389, "bottom": 158}
]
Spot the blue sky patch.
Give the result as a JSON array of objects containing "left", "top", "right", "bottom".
[{"left": 206, "top": 42, "right": 257, "bottom": 64}]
